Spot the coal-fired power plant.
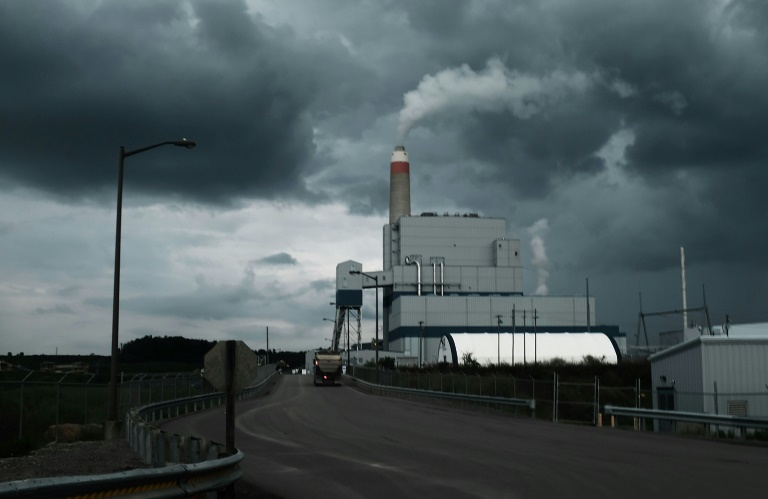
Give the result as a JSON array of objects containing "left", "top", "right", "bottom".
[
  {"left": 332, "top": 145, "right": 624, "bottom": 367},
  {"left": 389, "top": 145, "right": 411, "bottom": 225}
]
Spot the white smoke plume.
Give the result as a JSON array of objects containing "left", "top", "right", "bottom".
[
  {"left": 527, "top": 218, "right": 550, "bottom": 296},
  {"left": 397, "top": 57, "right": 590, "bottom": 142}
]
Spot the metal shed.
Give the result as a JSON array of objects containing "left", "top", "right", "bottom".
[{"left": 649, "top": 334, "right": 768, "bottom": 431}]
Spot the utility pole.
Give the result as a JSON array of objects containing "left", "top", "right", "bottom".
[
  {"left": 418, "top": 321, "right": 424, "bottom": 368},
  {"left": 586, "top": 278, "right": 591, "bottom": 333},
  {"left": 523, "top": 310, "right": 527, "bottom": 367},
  {"left": 534, "top": 309, "right": 538, "bottom": 365},
  {"left": 511, "top": 304, "right": 516, "bottom": 366},
  {"left": 496, "top": 315, "right": 503, "bottom": 365}
]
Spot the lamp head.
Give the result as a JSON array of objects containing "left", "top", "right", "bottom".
[
  {"left": 349, "top": 269, "right": 360, "bottom": 275},
  {"left": 174, "top": 138, "right": 196, "bottom": 149}
]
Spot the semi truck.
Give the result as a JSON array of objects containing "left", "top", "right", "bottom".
[{"left": 314, "top": 350, "right": 343, "bottom": 386}]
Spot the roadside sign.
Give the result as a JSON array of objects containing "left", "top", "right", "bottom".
[{"left": 204, "top": 340, "right": 259, "bottom": 392}]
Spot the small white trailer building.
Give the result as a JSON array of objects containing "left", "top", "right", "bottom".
[{"left": 649, "top": 333, "right": 768, "bottom": 432}]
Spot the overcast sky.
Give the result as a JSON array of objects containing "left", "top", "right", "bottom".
[{"left": 2, "top": 0, "right": 767, "bottom": 356}]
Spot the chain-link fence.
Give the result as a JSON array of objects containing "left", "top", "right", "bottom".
[
  {"left": 0, "top": 371, "right": 211, "bottom": 457},
  {"left": 350, "top": 366, "right": 654, "bottom": 424}
]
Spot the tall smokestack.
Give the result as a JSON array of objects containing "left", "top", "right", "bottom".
[{"left": 389, "top": 145, "right": 411, "bottom": 224}]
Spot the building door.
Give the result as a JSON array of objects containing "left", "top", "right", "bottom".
[{"left": 657, "top": 387, "right": 675, "bottom": 433}]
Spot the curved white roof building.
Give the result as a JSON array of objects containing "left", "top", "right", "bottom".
[{"left": 444, "top": 332, "right": 619, "bottom": 365}]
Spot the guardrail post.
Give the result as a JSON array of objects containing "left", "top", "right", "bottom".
[
  {"left": 171, "top": 434, "right": 182, "bottom": 463},
  {"left": 137, "top": 425, "right": 146, "bottom": 463},
  {"left": 131, "top": 420, "right": 139, "bottom": 452},
  {"left": 189, "top": 436, "right": 201, "bottom": 463},
  {"left": 153, "top": 430, "right": 166, "bottom": 467}
]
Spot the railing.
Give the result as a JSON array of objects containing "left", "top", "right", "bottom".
[
  {"left": 604, "top": 405, "right": 768, "bottom": 435},
  {"left": 349, "top": 366, "right": 651, "bottom": 423},
  {"left": 0, "top": 451, "right": 243, "bottom": 498},
  {"left": 346, "top": 371, "right": 536, "bottom": 416},
  {"left": 0, "top": 367, "right": 278, "bottom": 498}
]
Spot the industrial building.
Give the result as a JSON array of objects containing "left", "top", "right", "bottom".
[
  {"left": 650, "top": 323, "right": 768, "bottom": 432},
  {"left": 330, "top": 145, "right": 624, "bottom": 366}
]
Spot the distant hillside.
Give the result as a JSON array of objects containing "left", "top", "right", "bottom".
[
  {"left": 120, "top": 335, "right": 216, "bottom": 365},
  {"left": 2, "top": 335, "right": 308, "bottom": 374}
]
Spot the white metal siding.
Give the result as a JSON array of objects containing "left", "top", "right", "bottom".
[
  {"left": 651, "top": 342, "right": 704, "bottom": 413},
  {"left": 650, "top": 337, "right": 768, "bottom": 418},
  {"left": 701, "top": 339, "right": 768, "bottom": 417},
  {"left": 395, "top": 295, "right": 597, "bottom": 329}
]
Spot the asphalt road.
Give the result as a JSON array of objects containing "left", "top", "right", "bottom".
[{"left": 160, "top": 374, "right": 768, "bottom": 498}]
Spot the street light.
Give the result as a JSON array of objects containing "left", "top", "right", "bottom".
[
  {"left": 108, "top": 139, "right": 196, "bottom": 423},
  {"left": 349, "top": 269, "right": 378, "bottom": 383}
]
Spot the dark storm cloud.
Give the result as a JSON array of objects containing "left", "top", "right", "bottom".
[
  {"left": 257, "top": 252, "right": 298, "bottom": 266},
  {"left": 32, "top": 304, "right": 75, "bottom": 315},
  {"left": 384, "top": 0, "right": 768, "bottom": 276},
  {"left": 0, "top": 0, "right": 370, "bottom": 205}
]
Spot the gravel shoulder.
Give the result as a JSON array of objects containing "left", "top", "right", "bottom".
[
  {"left": 0, "top": 441, "right": 268, "bottom": 497},
  {"left": 0, "top": 440, "right": 148, "bottom": 483}
]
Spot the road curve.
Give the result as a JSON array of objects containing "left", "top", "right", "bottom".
[{"left": 159, "top": 374, "right": 768, "bottom": 498}]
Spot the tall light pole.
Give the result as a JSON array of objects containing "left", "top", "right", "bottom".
[
  {"left": 108, "top": 139, "right": 196, "bottom": 423},
  {"left": 349, "top": 269, "right": 378, "bottom": 383}
]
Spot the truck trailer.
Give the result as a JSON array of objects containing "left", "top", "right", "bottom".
[{"left": 314, "top": 350, "right": 343, "bottom": 386}]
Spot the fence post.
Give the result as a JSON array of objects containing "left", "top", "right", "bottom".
[
  {"left": 84, "top": 374, "right": 95, "bottom": 425},
  {"left": 594, "top": 376, "right": 599, "bottom": 426},
  {"left": 512, "top": 376, "right": 516, "bottom": 398},
  {"left": 635, "top": 378, "right": 642, "bottom": 431},
  {"left": 552, "top": 372, "right": 558, "bottom": 423},
  {"left": 18, "top": 371, "right": 34, "bottom": 440},
  {"left": 55, "top": 373, "right": 69, "bottom": 443},
  {"left": 714, "top": 380, "right": 719, "bottom": 438}
]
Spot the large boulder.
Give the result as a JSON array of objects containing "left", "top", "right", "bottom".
[{"left": 44, "top": 423, "right": 103, "bottom": 443}]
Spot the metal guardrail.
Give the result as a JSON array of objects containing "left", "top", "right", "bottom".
[
  {"left": 347, "top": 374, "right": 536, "bottom": 415},
  {"left": 0, "top": 367, "right": 279, "bottom": 498},
  {"left": 604, "top": 405, "right": 768, "bottom": 432},
  {"left": 0, "top": 451, "right": 243, "bottom": 498}
]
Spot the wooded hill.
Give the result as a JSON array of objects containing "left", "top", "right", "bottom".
[{"left": 2, "top": 335, "right": 307, "bottom": 375}]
